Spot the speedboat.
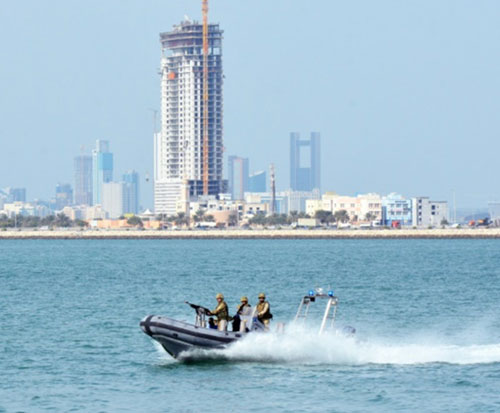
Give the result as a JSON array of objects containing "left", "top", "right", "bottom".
[
  {"left": 140, "top": 302, "right": 266, "bottom": 359},
  {"left": 140, "top": 289, "right": 353, "bottom": 359}
]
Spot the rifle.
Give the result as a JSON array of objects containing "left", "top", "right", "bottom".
[{"left": 185, "top": 301, "right": 212, "bottom": 316}]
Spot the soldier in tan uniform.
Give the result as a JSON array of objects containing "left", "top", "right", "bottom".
[
  {"left": 210, "top": 293, "right": 229, "bottom": 331},
  {"left": 256, "top": 292, "right": 272, "bottom": 329},
  {"left": 232, "top": 296, "right": 252, "bottom": 332}
]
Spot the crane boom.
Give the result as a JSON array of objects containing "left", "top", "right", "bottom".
[{"left": 202, "top": 0, "right": 209, "bottom": 195}]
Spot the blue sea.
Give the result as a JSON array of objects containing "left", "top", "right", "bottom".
[{"left": 1, "top": 239, "right": 500, "bottom": 412}]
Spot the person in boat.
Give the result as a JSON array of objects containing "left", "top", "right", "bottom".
[
  {"left": 232, "top": 296, "right": 252, "bottom": 332},
  {"left": 209, "top": 293, "right": 230, "bottom": 331},
  {"left": 208, "top": 317, "right": 217, "bottom": 329},
  {"left": 256, "top": 292, "right": 272, "bottom": 329}
]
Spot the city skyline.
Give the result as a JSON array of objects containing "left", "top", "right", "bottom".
[{"left": 1, "top": 1, "right": 500, "bottom": 209}]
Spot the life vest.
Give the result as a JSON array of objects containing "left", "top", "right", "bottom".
[
  {"left": 256, "top": 301, "right": 272, "bottom": 320},
  {"left": 212, "top": 301, "right": 229, "bottom": 321}
]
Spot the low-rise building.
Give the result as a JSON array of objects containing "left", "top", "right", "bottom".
[
  {"left": 306, "top": 192, "right": 382, "bottom": 223},
  {"left": 411, "top": 197, "right": 449, "bottom": 227},
  {"left": 244, "top": 192, "right": 288, "bottom": 214},
  {"left": 285, "top": 189, "right": 320, "bottom": 213},
  {"left": 0, "top": 202, "right": 50, "bottom": 218},
  {"left": 61, "top": 205, "right": 107, "bottom": 220},
  {"left": 381, "top": 193, "right": 412, "bottom": 226}
]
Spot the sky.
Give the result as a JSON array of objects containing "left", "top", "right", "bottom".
[{"left": 0, "top": 0, "right": 499, "bottom": 209}]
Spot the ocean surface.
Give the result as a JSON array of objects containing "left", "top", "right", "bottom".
[{"left": 1, "top": 239, "right": 500, "bottom": 412}]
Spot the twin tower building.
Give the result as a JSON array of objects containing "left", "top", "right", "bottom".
[{"left": 154, "top": 20, "right": 320, "bottom": 216}]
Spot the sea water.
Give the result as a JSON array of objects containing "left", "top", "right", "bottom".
[{"left": 1, "top": 239, "right": 499, "bottom": 412}]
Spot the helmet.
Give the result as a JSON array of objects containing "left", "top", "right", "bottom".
[
  {"left": 240, "top": 296, "right": 248, "bottom": 302},
  {"left": 216, "top": 293, "right": 224, "bottom": 299},
  {"left": 258, "top": 293, "right": 266, "bottom": 299}
]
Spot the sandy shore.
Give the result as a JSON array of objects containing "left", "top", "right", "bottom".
[{"left": 1, "top": 228, "right": 500, "bottom": 239}]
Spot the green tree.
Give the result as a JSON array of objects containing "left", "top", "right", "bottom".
[
  {"left": 193, "top": 209, "right": 205, "bottom": 223},
  {"left": 174, "top": 212, "right": 189, "bottom": 227},
  {"left": 127, "top": 216, "right": 143, "bottom": 227},
  {"left": 288, "top": 210, "right": 299, "bottom": 224},
  {"left": 249, "top": 213, "right": 267, "bottom": 226},
  {"left": 334, "top": 210, "right": 350, "bottom": 224},
  {"left": 21, "top": 216, "right": 41, "bottom": 228},
  {"left": 228, "top": 212, "right": 238, "bottom": 226},
  {"left": 365, "top": 212, "right": 376, "bottom": 222},
  {"left": 55, "top": 213, "right": 71, "bottom": 228},
  {"left": 41, "top": 215, "right": 56, "bottom": 227},
  {"left": 314, "top": 210, "right": 334, "bottom": 224},
  {"left": 204, "top": 214, "right": 215, "bottom": 222},
  {"left": 267, "top": 213, "right": 288, "bottom": 226},
  {"left": 74, "top": 219, "right": 88, "bottom": 228}
]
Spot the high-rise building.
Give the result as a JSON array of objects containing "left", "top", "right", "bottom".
[
  {"left": 102, "top": 182, "right": 124, "bottom": 219},
  {"left": 228, "top": 156, "right": 249, "bottom": 200},
  {"left": 123, "top": 170, "right": 139, "bottom": 214},
  {"left": 55, "top": 183, "right": 73, "bottom": 210},
  {"left": 4, "top": 187, "right": 26, "bottom": 202},
  {"left": 92, "top": 140, "right": 113, "bottom": 205},
  {"left": 74, "top": 155, "right": 93, "bottom": 205},
  {"left": 154, "top": 20, "right": 226, "bottom": 215},
  {"left": 248, "top": 170, "right": 266, "bottom": 193},
  {"left": 290, "top": 132, "right": 321, "bottom": 192}
]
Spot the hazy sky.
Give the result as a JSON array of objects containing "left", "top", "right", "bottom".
[{"left": 1, "top": 0, "right": 499, "bottom": 209}]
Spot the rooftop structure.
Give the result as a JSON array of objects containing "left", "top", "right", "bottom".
[{"left": 290, "top": 132, "right": 321, "bottom": 192}]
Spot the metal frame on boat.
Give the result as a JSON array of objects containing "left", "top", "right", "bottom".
[{"left": 295, "top": 288, "right": 339, "bottom": 334}]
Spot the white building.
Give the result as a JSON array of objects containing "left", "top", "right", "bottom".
[
  {"left": 61, "top": 205, "right": 107, "bottom": 221},
  {"left": 411, "top": 197, "right": 449, "bottom": 227},
  {"left": 306, "top": 192, "right": 382, "bottom": 222},
  {"left": 0, "top": 202, "right": 50, "bottom": 218},
  {"left": 154, "top": 20, "right": 226, "bottom": 215}
]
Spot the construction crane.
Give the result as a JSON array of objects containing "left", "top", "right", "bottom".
[{"left": 202, "top": 0, "right": 209, "bottom": 195}]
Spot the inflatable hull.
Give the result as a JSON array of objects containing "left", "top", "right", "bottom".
[{"left": 140, "top": 315, "right": 245, "bottom": 358}]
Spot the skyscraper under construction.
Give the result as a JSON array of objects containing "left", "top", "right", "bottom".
[{"left": 154, "top": 19, "right": 226, "bottom": 215}]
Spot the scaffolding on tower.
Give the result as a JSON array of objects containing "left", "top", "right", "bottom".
[{"left": 202, "top": 0, "right": 209, "bottom": 195}]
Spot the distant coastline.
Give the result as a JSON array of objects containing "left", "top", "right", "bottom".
[{"left": 1, "top": 228, "right": 500, "bottom": 240}]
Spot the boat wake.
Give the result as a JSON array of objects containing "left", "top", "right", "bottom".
[{"left": 163, "top": 324, "right": 500, "bottom": 366}]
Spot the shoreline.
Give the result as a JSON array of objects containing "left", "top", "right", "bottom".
[{"left": 1, "top": 228, "right": 500, "bottom": 239}]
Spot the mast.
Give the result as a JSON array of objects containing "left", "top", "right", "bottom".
[{"left": 270, "top": 163, "right": 276, "bottom": 214}]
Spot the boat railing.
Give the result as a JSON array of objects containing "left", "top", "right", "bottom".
[{"left": 294, "top": 288, "right": 339, "bottom": 334}]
